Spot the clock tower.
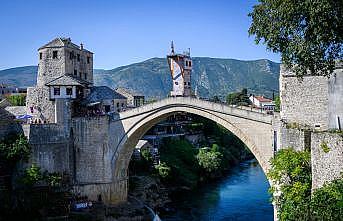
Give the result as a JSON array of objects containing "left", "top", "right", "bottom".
[{"left": 167, "top": 41, "right": 192, "bottom": 97}]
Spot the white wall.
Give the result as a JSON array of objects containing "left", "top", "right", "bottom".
[{"left": 50, "top": 86, "right": 76, "bottom": 99}]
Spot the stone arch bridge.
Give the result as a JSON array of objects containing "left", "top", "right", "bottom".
[{"left": 70, "top": 97, "right": 275, "bottom": 203}]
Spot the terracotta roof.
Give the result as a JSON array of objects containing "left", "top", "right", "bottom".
[
  {"left": 254, "top": 96, "right": 273, "bottom": 102},
  {"left": 45, "top": 74, "right": 90, "bottom": 86}
]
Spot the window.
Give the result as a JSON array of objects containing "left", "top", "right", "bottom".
[
  {"left": 53, "top": 51, "right": 58, "bottom": 59},
  {"left": 70, "top": 52, "right": 73, "bottom": 60},
  {"left": 84, "top": 73, "right": 87, "bottom": 79},
  {"left": 39, "top": 52, "right": 42, "bottom": 60},
  {"left": 66, "top": 87, "right": 73, "bottom": 96},
  {"left": 77, "top": 54, "right": 80, "bottom": 61},
  {"left": 53, "top": 87, "right": 60, "bottom": 96},
  {"left": 105, "top": 105, "right": 111, "bottom": 113},
  {"left": 175, "top": 82, "right": 178, "bottom": 85},
  {"left": 121, "top": 103, "right": 124, "bottom": 107},
  {"left": 184, "top": 82, "right": 187, "bottom": 85},
  {"left": 87, "top": 56, "right": 90, "bottom": 64},
  {"left": 188, "top": 82, "right": 191, "bottom": 86},
  {"left": 116, "top": 103, "right": 119, "bottom": 108},
  {"left": 74, "top": 69, "right": 77, "bottom": 76},
  {"left": 185, "top": 61, "right": 188, "bottom": 66}
]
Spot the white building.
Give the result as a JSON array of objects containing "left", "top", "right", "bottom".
[{"left": 249, "top": 95, "right": 275, "bottom": 111}]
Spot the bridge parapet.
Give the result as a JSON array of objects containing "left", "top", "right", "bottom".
[{"left": 119, "top": 97, "right": 273, "bottom": 125}]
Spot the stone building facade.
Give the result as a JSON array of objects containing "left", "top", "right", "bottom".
[
  {"left": 279, "top": 63, "right": 343, "bottom": 131},
  {"left": 27, "top": 38, "right": 94, "bottom": 124},
  {"left": 278, "top": 63, "right": 343, "bottom": 189}
]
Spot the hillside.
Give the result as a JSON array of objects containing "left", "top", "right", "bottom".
[{"left": 0, "top": 57, "right": 280, "bottom": 99}]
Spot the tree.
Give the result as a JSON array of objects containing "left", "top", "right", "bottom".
[
  {"left": 249, "top": 0, "right": 343, "bottom": 77},
  {"left": 5, "top": 94, "right": 26, "bottom": 106},
  {"left": 274, "top": 96, "right": 280, "bottom": 112},
  {"left": 268, "top": 148, "right": 312, "bottom": 221},
  {"left": 226, "top": 88, "right": 250, "bottom": 105},
  {"left": 197, "top": 149, "right": 223, "bottom": 173}
]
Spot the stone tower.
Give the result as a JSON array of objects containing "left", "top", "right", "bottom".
[
  {"left": 167, "top": 41, "right": 192, "bottom": 97},
  {"left": 26, "top": 38, "right": 94, "bottom": 123},
  {"left": 37, "top": 38, "right": 93, "bottom": 86}
]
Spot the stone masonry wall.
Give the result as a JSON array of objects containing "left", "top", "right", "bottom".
[
  {"left": 23, "top": 123, "right": 70, "bottom": 173},
  {"left": 311, "top": 132, "right": 343, "bottom": 189},
  {"left": 280, "top": 65, "right": 329, "bottom": 130},
  {"left": 26, "top": 86, "right": 55, "bottom": 123},
  {"left": 328, "top": 68, "right": 343, "bottom": 129},
  {"left": 279, "top": 125, "right": 307, "bottom": 151},
  {"left": 37, "top": 47, "right": 66, "bottom": 87}
]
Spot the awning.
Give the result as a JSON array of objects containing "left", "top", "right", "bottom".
[{"left": 15, "top": 114, "right": 32, "bottom": 119}]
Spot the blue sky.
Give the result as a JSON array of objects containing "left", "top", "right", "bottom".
[{"left": 0, "top": 0, "right": 280, "bottom": 70}]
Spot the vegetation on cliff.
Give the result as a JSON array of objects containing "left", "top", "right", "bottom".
[{"left": 269, "top": 148, "right": 343, "bottom": 221}]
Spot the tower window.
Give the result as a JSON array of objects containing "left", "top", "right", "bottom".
[
  {"left": 53, "top": 51, "right": 58, "bottom": 59},
  {"left": 175, "top": 82, "right": 178, "bottom": 85},
  {"left": 74, "top": 69, "right": 77, "bottom": 76},
  {"left": 77, "top": 54, "right": 80, "bottom": 61},
  {"left": 87, "top": 56, "right": 90, "bottom": 64},
  {"left": 66, "top": 87, "right": 73, "bottom": 96},
  {"left": 53, "top": 87, "right": 60, "bottom": 95},
  {"left": 184, "top": 82, "right": 187, "bottom": 85},
  {"left": 70, "top": 52, "right": 74, "bottom": 60},
  {"left": 39, "top": 52, "right": 42, "bottom": 60},
  {"left": 188, "top": 82, "right": 191, "bottom": 86},
  {"left": 189, "top": 61, "right": 192, "bottom": 67},
  {"left": 84, "top": 73, "right": 87, "bottom": 79}
]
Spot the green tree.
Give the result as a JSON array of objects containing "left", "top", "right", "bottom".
[
  {"left": 0, "top": 133, "right": 30, "bottom": 164},
  {"left": 274, "top": 96, "right": 280, "bottom": 112},
  {"left": 197, "top": 149, "right": 223, "bottom": 173},
  {"left": 249, "top": 0, "right": 343, "bottom": 77},
  {"left": 6, "top": 94, "right": 26, "bottom": 106},
  {"left": 268, "top": 148, "right": 311, "bottom": 221},
  {"left": 155, "top": 162, "right": 171, "bottom": 179},
  {"left": 226, "top": 88, "right": 250, "bottom": 106}
]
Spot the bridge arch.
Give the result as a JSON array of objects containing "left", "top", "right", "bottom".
[{"left": 112, "top": 97, "right": 274, "bottom": 193}]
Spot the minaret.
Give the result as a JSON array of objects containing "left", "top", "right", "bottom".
[{"left": 167, "top": 42, "right": 192, "bottom": 97}]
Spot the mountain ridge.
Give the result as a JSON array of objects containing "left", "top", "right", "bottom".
[{"left": 0, "top": 57, "right": 280, "bottom": 99}]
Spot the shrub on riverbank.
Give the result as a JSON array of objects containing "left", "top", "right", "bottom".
[{"left": 269, "top": 148, "right": 343, "bottom": 221}]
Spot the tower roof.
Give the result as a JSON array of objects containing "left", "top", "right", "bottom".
[
  {"left": 38, "top": 37, "right": 93, "bottom": 53},
  {"left": 45, "top": 74, "right": 91, "bottom": 86}
]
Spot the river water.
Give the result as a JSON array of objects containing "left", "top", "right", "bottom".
[{"left": 163, "top": 160, "right": 274, "bottom": 221}]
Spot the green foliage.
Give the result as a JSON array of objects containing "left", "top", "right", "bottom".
[
  {"left": 320, "top": 141, "right": 331, "bottom": 153},
  {"left": 270, "top": 148, "right": 343, "bottom": 220},
  {"left": 249, "top": 0, "right": 343, "bottom": 77},
  {"left": 197, "top": 148, "right": 223, "bottom": 173},
  {"left": 268, "top": 148, "right": 312, "bottom": 221},
  {"left": 311, "top": 179, "right": 343, "bottom": 221},
  {"left": 155, "top": 162, "right": 171, "bottom": 179},
  {"left": 141, "top": 148, "right": 153, "bottom": 162},
  {"left": 6, "top": 94, "right": 26, "bottom": 106},
  {"left": 22, "top": 164, "right": 42, "bottom": 186},
  {"left": 159, "top": 139, "right": 199, "bottom": 188},
  {"left": 226, "top": 88, "right": 250, "bottom": 106},
  {"left": 0, "top": 133, "right": 30, "bottom": 163},
  {"left": 274, "top": 96, "right": 280, "bottom": 112},
  {"left": 21, "top": 164, "right": 62, "bottom": 187}
]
